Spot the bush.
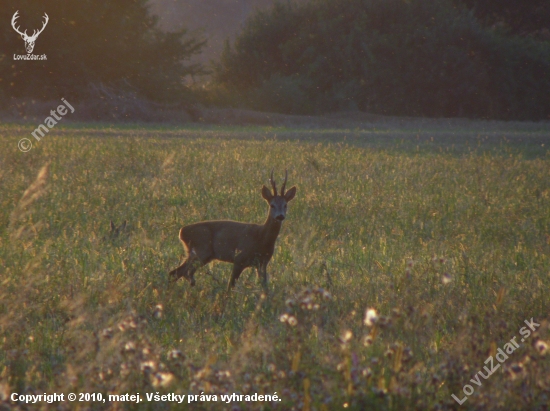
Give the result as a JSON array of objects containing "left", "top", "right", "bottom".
[{"left": 214, "top": 0, "right": 550, "bottom": 120}]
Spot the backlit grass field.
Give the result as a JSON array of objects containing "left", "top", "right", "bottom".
[{"left": 1, "top": 121, "right": 550, "bottom": 410}]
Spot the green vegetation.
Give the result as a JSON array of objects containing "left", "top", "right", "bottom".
[
  {"left": 1, "top": 122, "right": 550, "bottom": 410},
  {"left": 214, "top": 0, "right": 550, "bottom": 120}
]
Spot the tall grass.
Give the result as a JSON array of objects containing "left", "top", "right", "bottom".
[{"left": 1, "top": 123, "right": 549, "bottom": 410}]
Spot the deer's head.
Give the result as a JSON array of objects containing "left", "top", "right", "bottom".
[
  {"left": 262, "top": 170, "right": 297, "bottom": 222},
  {"left": 12, "top": 11, "right": 49, "bottom": 54}
]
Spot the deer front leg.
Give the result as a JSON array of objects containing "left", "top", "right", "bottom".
[
  {"left": 227, "top": 263, "right": 246, "bottom": 291},
  {"left": 257, "top": 261, "right": 269, "bottom": 290}
]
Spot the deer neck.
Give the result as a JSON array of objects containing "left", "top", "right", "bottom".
[{"left": 261, "top": 216, "right": 282, "bottom": 246}]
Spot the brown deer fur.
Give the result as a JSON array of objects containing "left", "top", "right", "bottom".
[{"left": 169, "top": 170, "right": 296, "bottom": 291}]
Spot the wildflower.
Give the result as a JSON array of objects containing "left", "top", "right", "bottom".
[
  {"left": 216, "top": 370, "right": 231, "bottom": 379},
  {"left": 362, "top": 368, "right": 372, "bottom": 378},
  {"left": 101, "top": 328, "right": 113, "bottom": 339},
  {"left": 342, "top": 330, "right": 353, "bottom": 342},
  {"left": 194, "top": 368, "right": 211, "bottom": 380},
  {"left": 340, "top": 330, "right": 353, "bottom": 345},
  {"left": 300, "top": 296, "right": 313, "bottom": 309},
  {"left": 123, "top": 342, "right": 136, "bottom": 353},
  {"left": 442, "top": 273, "right": 452, "bottom": 285},
  {"left": 535, "top": 340, "right": 548, "bottom": 356},
  {"left": 279, "top": 313, "right": 289, "bottom": 323},
  {"left": 362, "top": 335, "right": 374, "bottom": 346},
  {"left": 287, "top": 316, "right": 298, "bottom": 327},
  {"left": 152, "top": 372, "right": 174, "bottom": 388},
  {"left": 118, "top": 318, "right": 137, "bottom": 332},
  {"left": 153, "top": 304, "right": 163, "bottom": 319},
  {"left": 168, "top": 349, "right": 184, "bottom": 360},
  {"left": 364, "top": 308, "right": 378, "bottom": 326},
  {"left": 140, "top": 361, "right": 156, "bottom": 373},
  {"left": 98, "top": 368, "right": 113, "bottom": 381}
]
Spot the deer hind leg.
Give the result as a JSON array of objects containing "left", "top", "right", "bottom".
[
  {"left": 170, "top": 227, "right": 214, "bottom": 285},
  {"left": 169, "top": 256, "right": 200, "bottom": 286}
]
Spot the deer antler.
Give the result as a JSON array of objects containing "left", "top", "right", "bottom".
[
  {"left": 30, "top": 13, "right": 49, "bottom": 40},
  {"left": 281, "top": 169, "right": 288, "bottom": 195},
  {"left": 12, "top": 11, "right": 48, "bottom": 40},
  {"left": 270, "top": 169, "right": 278, "bottom": 196},
  {"left": 11, "top": 11, "right": 27, "bottom": 37}
]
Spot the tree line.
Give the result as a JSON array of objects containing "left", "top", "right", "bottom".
[{"left": 1, "top": 0, "right": 549, "bottom": 120}]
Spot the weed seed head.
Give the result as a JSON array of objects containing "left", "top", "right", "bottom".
[{"left": 364, "top": 308, "right": 379, "bottom": 326}]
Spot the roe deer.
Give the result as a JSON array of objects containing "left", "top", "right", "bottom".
[{"left": 169, "top": 170, "right": 296, "bottom": 291}]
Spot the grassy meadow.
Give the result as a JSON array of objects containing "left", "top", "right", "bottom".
[{"left": 1, "top": 121, "right": 550, "bottom": 410}]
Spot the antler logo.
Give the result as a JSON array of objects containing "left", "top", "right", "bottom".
[{"left": 11, "top": 11, "right": 49, "bottom": 54}]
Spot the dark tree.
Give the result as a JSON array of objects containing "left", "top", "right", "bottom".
[
  {"left": 0, "top": 0, "right": 205, "bottom": 103},
  {"left": 215, "top": 0, "right": 550, "bottom": 120},
  {"left": 457, "top": 0, "right": 550, "bottom": 38}
]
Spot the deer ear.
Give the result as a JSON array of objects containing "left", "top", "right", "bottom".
[
  {"left": 261, "top": 185, "right": 273, "bottom": 201},
  {"left": 284, "top": 186, "right": 297, "bottom": 202}
]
